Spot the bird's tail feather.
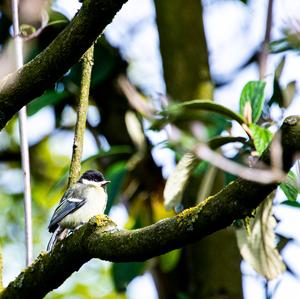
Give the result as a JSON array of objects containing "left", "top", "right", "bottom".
[
  {"left": 47, "top": 227, "right": 60, "bottom": 251},
  {"left": 47, "top": 227, "right": 72, "bottom": 251}
]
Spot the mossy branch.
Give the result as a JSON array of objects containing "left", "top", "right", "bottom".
[
  {"left": 68, "top": 45, "right": 94, "bottom": 187},
  {"left": 0, "top": 0, "right": 128, "bottom": 130},
  {"left": 1, "top": 116, "right": 300, "bottom": 299}
]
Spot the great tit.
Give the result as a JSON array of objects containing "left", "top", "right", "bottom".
[{"left": 47, "top": 170, "right": 110, "bottom": 251}]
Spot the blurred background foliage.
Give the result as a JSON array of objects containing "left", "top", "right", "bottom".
[{"left": 0, "top": 0, "right": 300, "bottom": 298}]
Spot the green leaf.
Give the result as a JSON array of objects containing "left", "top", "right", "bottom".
[
  {"left": 151, "top": 100, "right": 245, "bottom": 130},
  {"left": 82, "top": 146, "right": 132, "bottom": 165},
  {"left": 159, "top": 249, "right": 181, "bottom": 273},
  {"left": 239, "top": 81, "right": 266, "bottom": 123},
  {"left": 27, "top": 90, "right": 71, "bottom": 116},
  {"left": 269, "top": 58, "right": 286, "bottom": 107},
  {"left": 269, "top": 78, "right": 284, "bottom": 107},
  {"left": 281, "top": 200, "right": 300, "bottom": 208},
  {"left": 270, "top": 38, "right": 292, "bottom": 53},
  {"left": 270, "top": 30, "right": 300, "bottom": 54},
  {"left": 249, "top": 124, "right": 273, "bottom": 155},
  {"left": 112, "top": 262, "right": 145, "bottom": 292},
  {"left": 65, "top": 39, "right": 117, "bottom": 87},
  {"left": 208, "top": 136, "right": 248, "bottom": 150},
  {"left": 280, "top": 171, "right": 299, "bottom": 201},
  {"left": 268, "top": 64, "right": 295, "bottom": 108},
  {"left": 46, "top": 20, "right": 69, "bottom": 27},
  {"left": 168, "top": 100, "right": 245, "bottom": 124},
  {"left": 105, "top": 161, "right": 128, "bottom": 213}
]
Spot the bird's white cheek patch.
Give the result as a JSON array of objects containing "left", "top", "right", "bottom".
[{"left": 82, "top": 179, "right": 101, "bottom": 187}]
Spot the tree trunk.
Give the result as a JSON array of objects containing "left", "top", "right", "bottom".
[
  {"left": 154, "top": 1, "right": 243, "bottom": 298},
  {"left": 154, "top": 0, "right": 213, "bottom": 100}
]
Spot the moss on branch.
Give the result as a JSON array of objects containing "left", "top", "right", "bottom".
[
  {"left": 0, "top": 0, "right": 128, "bottom": 130},
  {"left": 1, "top": 116, "right": 300, "bottom": 299}
]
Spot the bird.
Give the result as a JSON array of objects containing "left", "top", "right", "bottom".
[{"left": 47, "top": 170, "right": 110, "bottom": 251}]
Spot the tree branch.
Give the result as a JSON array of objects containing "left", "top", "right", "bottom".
[
  {"left": 1, "top": 116, "right": 300, "bottom": 299},
  {"left": 68, "top": 45, "right": 94, "bottom": 187},
  {"left": 0, "top": 0, "right": 128, "bottom": 130}
]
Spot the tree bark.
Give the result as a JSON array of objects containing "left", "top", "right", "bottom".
[{"left": 154, "top": 0, "right": 213, "bottom": 100}]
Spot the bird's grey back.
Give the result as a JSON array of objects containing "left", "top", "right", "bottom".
[{"left": 48, "top": 183, "right": 88, "bottom": 232}]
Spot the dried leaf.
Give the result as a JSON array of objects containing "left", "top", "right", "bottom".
[
  {"left": 164, "top": 152, "right": 198, "bottom": 210},
  {"left": 283, "top": 80, "right": 296, "bottom": 108},
  {"left": 125, "top": 111, "right": 146, "bottom": 152},
  {"left": 275, "top": 56, "right": 286, "bottom": 79},
  {"left": 151, "top": 99, "right": 245, "bottom": 130},
  {"left": 236, "top": 193, "right": 286, "bottom": 280},
  {"left": 207, "top": 136, "right": 248, "bottom": 149}
]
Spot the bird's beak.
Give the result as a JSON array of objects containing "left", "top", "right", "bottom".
[{"left": 100, "top": 180, "right": 110, "bottom": 187}]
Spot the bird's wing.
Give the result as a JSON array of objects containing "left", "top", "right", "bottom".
[{"left": 48, "top": 183, "right": 87, "bottom": 232}]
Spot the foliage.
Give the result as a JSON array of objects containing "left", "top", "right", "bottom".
[
  {"left": 249, "top": 123, "right": 273, "bottom": 155},
  {"left": 239, "top": 81, "right": 266, "bottom": 124},
  {"left": 270, "top": 27, "right": 300, "bottom": 54},
  {"left": 280, "top": 171, "right": 299, "bottom": 202}
]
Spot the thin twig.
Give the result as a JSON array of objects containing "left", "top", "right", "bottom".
[
  {"left": 194, "top": 143, "right": 286, "bottom": 184},
  {"left": 68, "top": 45, "right": 94, "bottom": 187},
  {"left": 259, "top": 0, "right": 274, "bottom": 79},
  {"left": 270, "top": 131, "right": 283, "bottom": 170},
  {"left": 12, "top": 0, "right": 33, "bottom": 266}
]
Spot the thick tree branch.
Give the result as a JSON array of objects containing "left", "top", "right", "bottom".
[
  {"left": 0, "top": 0, "right": 128, "bottom": 130},
  {"left": 1, "top": 116, "right": 300, "bottom": 299}
]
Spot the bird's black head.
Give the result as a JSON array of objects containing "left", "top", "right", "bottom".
[{"left": 78, "top": 170, "right": 105, "bottom": 183}]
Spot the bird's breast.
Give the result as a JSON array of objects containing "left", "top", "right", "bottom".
[{"left": 60, "top": 187, "right": 107, "bottom": 229}]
